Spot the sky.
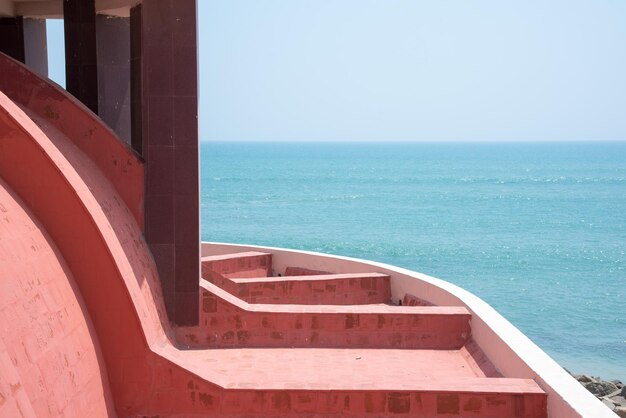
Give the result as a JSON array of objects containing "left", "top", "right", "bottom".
[{"left": 47, "top": 1, "right": 626, "bottom": 142}]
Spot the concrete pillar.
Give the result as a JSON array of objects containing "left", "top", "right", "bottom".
[
  {"left": 131, "top": 0, "right": 200, "bottom": 326},
  {"left": 0, "top": 17, "right": 47, "bottom": 77},
  {"left": 130, "top": 5, "right": 143, "bottom": 155},
  {"left": 63, "top": 0, "right": 99, "bottom": 114},
  {"left": 96, "top": 15, "right": 131, "bottom": 144},
  {"left": 23, "top": 19, "right": 48, "bottom": 77}
]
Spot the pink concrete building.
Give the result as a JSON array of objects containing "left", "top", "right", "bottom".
[{"left": 0, "top": 1, "right": 617, "bottom": 416}]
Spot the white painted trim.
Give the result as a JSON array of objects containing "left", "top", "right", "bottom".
[{"left": 9, "top": 0, "right": 135, "bottom": 18}]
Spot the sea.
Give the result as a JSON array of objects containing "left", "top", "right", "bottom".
[{"left": 200, "top": 141, "right": 626, "bottom": 380}]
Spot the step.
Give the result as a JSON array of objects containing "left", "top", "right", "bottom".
[
  {"left": 284, "top": 266, "right": 332, "bottom": 276},
  {"left": 201, "top": 252, "right": 272, "bottom": 286},
  {"left": 176, "top": 347, "right": 547, "bottom": 417},
  {"left": 230, "top": 273, "right": 391, "bottom": 305},
  {"left": 402, "top": 293, "right": 435, "bottom": 307},
  {"left": 175, "top": 280, "right": 471, "bottom": 350}
]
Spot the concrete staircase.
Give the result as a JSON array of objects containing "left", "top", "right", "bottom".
[
  {"left": 201, "top": 251, "right": 391, "bottom": 305},
  {"left": 176, "top": 251, "right": 548, "bottom": 417}
]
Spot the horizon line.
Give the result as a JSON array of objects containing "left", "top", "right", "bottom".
[{"left": 199, "top": 139, "right": 626, "bottom": 144}]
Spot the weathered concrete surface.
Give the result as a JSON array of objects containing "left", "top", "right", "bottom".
[{"left": 0, "top": 178, "right": 115, "bottom": 417}]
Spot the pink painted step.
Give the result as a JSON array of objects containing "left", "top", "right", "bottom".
[
  {"left": 202, "top": 251, "right": 272, "bottom": 279},
  {"left": 202, "top": 252, "right": 273, "bottom": 292},
  {"left": 172, "top": 347, "right": 546, "bottom": 417},
  {"left": 284, "top": 266, "right": 331, "bottom": 276},
  {"left": 175, "top": 280, "right": 471, "bottom": 350},
  {"left": 213, "top": 381, "right": 546, "bottom": 417},
  {"left": 403, "top": 293, "right": 435, "bottom": 307},
  {"left": 230, "top": 273, "right": 391, "bottom": 305}
]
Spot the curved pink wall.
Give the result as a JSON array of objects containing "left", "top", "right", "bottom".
[
  {"left": 0, "top": 87, "right": 228, "bottom": 416},
  {"left": 0, "top": 52, "right": 144, "bottom": 229},
  {"left": 0, "top": 178, "right": 115, "bottom": 417},
  {"left": 0, "top": 85, "right": 164, "bottom": 414}
]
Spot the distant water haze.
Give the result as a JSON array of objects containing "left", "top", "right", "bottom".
[{"left": 201, "top": 141, "right": 626, "bottom": 379}]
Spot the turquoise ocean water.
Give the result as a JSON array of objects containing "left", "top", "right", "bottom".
[{"left": 201, "top": 141, "right": 626, "bottom": 379}]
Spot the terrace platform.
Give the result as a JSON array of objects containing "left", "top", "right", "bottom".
[{"left": 167, "top": 250, "right": 547, "bottom": 417}]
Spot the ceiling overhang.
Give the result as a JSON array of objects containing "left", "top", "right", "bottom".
[{"left": 0, "top": 0, "right": 140, "bottom": 18}]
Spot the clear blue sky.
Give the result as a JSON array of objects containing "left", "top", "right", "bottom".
[{"left": 47, "top": 1, "right": 626, "bottom": 141}]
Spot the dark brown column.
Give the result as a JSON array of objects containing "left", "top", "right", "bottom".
[
  {"left": 96, "top": 15, "right": 131, "bottom": 143},
  {"left": 0, "top": 17, "right": 25, "bottom": 62},
  {"left": 132, "top": 0, "right": 200, "bottom": 326},
  {"left": 63, "top": 0, "right": 99, "bottom": 114}
]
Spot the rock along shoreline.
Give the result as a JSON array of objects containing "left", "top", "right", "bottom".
[{"left": 569, "top": 371, "right": 626, "bottom": 416}]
